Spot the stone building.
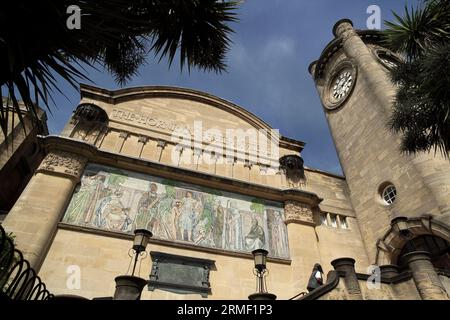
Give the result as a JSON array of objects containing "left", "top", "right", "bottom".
[
  {"left": 1, "top": 19, "right": 449, "bottom": 300},
  {"left": 0, "top": 98, "right": 48, "bottom": 221}
]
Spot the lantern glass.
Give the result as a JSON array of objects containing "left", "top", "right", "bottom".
[
  {"left": 252, "top": 249, "right": 268, "bottom": 272},
  {"left": 133, "top": 229, "right": 152, "bottom": 253}
]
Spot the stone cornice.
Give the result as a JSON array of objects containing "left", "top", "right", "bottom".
[
  {"left": 37, "top": 135, "right": 323, "bottom": 207},
  {"left": 58, "top": 222, "right": 292, "bottom": 265},
  {"left": 310, "top": 22, "right": 384, "bottom": 80}
]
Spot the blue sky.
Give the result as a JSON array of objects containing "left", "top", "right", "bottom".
[{"left": 47, "top": 0, "right": 420, "bottom": 175}]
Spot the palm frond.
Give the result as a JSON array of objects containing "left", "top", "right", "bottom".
[{"left": 0, "top": 0, "right": 239, "bottom": 139}]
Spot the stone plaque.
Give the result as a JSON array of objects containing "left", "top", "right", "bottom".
[{"left": 148, "top": 251, "right": 215, "bottom": 298}]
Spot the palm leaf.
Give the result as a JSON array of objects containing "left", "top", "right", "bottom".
[{"left": 0, "top": 0, "right": 239, "bottom": 139}]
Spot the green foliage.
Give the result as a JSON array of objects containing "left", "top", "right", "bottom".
[
  {"left": 165, "top": 185, "right": 176, "bottom": 199},
  {"left": 0, "top": 232, "right": 16, "bottom": 292},
  {"left": 383, "top": 0, "right": 450, "bottom": 156},
  {"left": 250, "top": 198, "right": 265, "bottom": 214},
  {"left": 161, "top": 179, "right": 176, "bottom": 198},
  {"left": 0, "top": 1, "right": 239, "bottom": 138},
  {"left": 108, "top": 173, "right": 128, "bottom": 186}
]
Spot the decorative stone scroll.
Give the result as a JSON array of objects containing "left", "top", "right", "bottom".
[
  {"left": 284, "top": 200, "right": 314, "bottom": 226},
  {"left": 37, "top": 151, "right": 87, "bottom": 181}
]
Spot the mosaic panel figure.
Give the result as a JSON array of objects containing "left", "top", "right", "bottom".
[{"left": 63, "top": 164, "right": 290, "bottom": 259}]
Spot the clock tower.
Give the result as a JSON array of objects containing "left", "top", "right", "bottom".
[{"left": 309, "top": 19, "right": 450, "bottom": 266}]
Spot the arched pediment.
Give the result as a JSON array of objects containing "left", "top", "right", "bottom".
[
  {"left": 79, "top": 84, "right": 304, "bottom": 152},
  {"left": 375, "top": 215, "right": 450, "bottom": 265}
]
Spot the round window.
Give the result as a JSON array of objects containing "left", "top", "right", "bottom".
[{"left": 382, "top": 184, "right": 397, "bottom": 205}]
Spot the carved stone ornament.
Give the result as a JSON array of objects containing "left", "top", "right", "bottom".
[
  {"left": 284, "top": 200, "right": 314, "bottom": 225},
  {"left": 279, "top": 155, "right": 306, "bottom": 188},
  {"left": 138, "top": 136, "right": 149, "bottom": 144},
  {"left": 37, "top": 151, "right": 87, "bottom": 181}
]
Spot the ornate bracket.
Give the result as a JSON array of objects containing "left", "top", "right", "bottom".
[
  {"left": 284, "top": 200, "right": 314, "bottom": 226},
  {"left": 279, "top": 155, "right": 306, "bottom": 188},
  {"left": 37, "top": 151, "right": 87, "bottom": 182}
]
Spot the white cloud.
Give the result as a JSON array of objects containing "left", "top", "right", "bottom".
[{"left": 261, "top": 37, "right": 295, "bottom": 60}]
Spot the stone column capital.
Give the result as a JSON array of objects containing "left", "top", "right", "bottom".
[
  {"left": 157, "top": 140, "right": 167, "bottom": 149},
  {"left": 119, "top": 131, "right": 129, "bottom": 139},
  {"left": 138, "top": 136, "right": 149, "bottom": 144},
  {"left": 401, "top": 251, "right": 432, "bottom": 264},
  {"left": 37, "top": 151, "right": 87, "bottom": 182},
  {"left": 379, "top": 264, "right": 400, "bottom": 279},
  {"left": 402, "top": 250, "right": 448, "bottom": 300},
  {"left": 331, "top": 257, "right": 362, "bottom": 299},
  {"left": 284, "top": 200, "right": 314, "bottom": 226},
  {"left": 331, "top": 257, "right": 356, "bottom": 272}
]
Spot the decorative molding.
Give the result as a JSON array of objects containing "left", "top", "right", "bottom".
[
  {"left": 284, "top": 201, "right": 314, "bottom": 225},
  {"left": 58, "top": 222, "right": 293, "bottom": 264},
  {"left": 37, "top": 151, "right": 87, "bottom": 181},
  {"left": 157, "top": 140, "right": 167, "bottom": 149},
  {"left": 119, "top": 131, "right": 129, "bottom": 139},
  {"left": 79, "top": 84, "right": 305, "bottom": 152},
  {"left": 39, "top": 135, "right": 322, "bottom": 209},
  {"left": 138, "top": 136, "right": 149, "bottom": 144},
  {"left": 375, "top": 215, "right": 450, "bottom": 265}
]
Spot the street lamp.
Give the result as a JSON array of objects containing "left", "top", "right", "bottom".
[
  {"left": 131, "top": 229, "right": 153, "bottom": 276},
  {"left": 248, "top": 249, "right": 276, "bottom": 300},
  {"left": 114, "top": 229, "right": 152, "bottom": 300}
]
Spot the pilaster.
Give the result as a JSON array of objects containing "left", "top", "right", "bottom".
[{"left": 2, "top": 151, "right": 87, "bottom": 271}]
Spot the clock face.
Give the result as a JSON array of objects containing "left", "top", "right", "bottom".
[
  {"left": 323, "top": 60, "right": 357, "bottom": 111},
  {"left": 332, "top": 70, "right": 353, "bottom": 101}
]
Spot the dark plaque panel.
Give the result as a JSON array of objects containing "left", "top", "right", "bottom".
[{"left": 148, "top": 251, "right": 215, "bottom": 298}]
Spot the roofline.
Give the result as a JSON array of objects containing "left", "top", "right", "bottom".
[
  {"left": 304, "top": 166, "right": 346, "bottom": 180},
  {"left": 309, "top": 21, "right": 384, "bottom": 80},
  {"left": 79, "top": 83, "right": 305, "bottom": 152}
]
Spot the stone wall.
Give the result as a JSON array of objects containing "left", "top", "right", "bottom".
[{"left": 310, "top": 20, "right": 450, "bottom": 264}]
